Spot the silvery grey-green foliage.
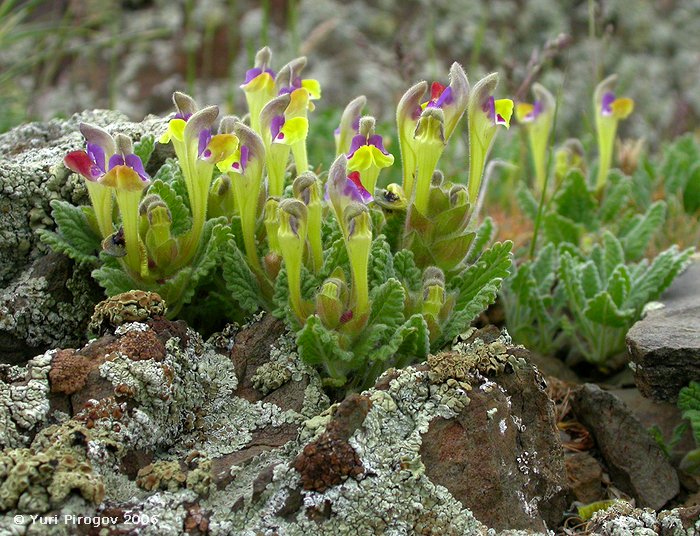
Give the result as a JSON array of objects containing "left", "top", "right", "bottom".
[{"left": 503, "top": 167, "right": 693, "bottom": 367}]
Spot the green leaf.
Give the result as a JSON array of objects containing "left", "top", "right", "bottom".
[
  {"left": 133, "top": 134, "right": 155, "bottom": 167},
  {"left": 543, "top": 213, "right": 581, "bottom": 246},
  {"left": 38, "top": 200, "right": 101, "bottom": 264},
  {"left": 153, "top": 158, "right": 190, "bottom": 210},
  {"left": 607, "top": 265, "right": 631, "bottom": 308},
  {"left": 627, "top": 246, "right": 692, "bottom": 311},
  {"left": 580, "top": 261, "right": 601, "bottom": 299},
  {"left": 683, "top": 162, "right": 700, "bottom": 214},
  {"left": 620, "top": 201, "right": 666, "bottom": 261},
  {"left": 553, "top": 169, "right": 597, "bottom": 226},
  {"left": 602, "top": 231, "right": 625, "bottom": 282},
  {"left": 272, "top": 266, "right": 290, "bottom": 317},
  {"left": 373, "top": 313, "right": 429, "bottom": 363},
  {"left": 531, "top": 242, "right": 557, "bottom": 293},
  {"left": 221, "top": 239, "right": 262, "bottom": 314},
  {"left": 467, "top": 217, "right": 495, "bottom": 263},
  {"left": 393, "top": 250, "right": 422, "bottom": 291},
  {"left": 437, "top": 241, "right": 512, "bottom": 349},
  {"left": 91, "top": 256, "right": 136, "bottom": 295},
  {"left": 297, "top": 316, "right": 355, "bottom": 382},
  {"left": 515, "top": 183, "right": 539, "bottom": 221},
  {"left": 147, "top": 179, "right": 192, "bottom": 236},
  {"left": 320, "top": 238, "right": 350, "bottom": 281},
  {"left": 368, "top": 234, "right": 394, "bottom": 289},
  {"left": 558, "top": 251, "right": 586, "bottom": 313},
  {"left": 368, "top": 278, "right": 405, "bottom": 331},
  {"left": 599, "top": 170, "right": 631, "bottom": 223},
  {"left": 584, "top": 291, "right": 634, "bottom": 328}
]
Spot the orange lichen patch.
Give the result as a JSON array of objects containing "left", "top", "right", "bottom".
[
  {"left": 117, "top": 329, "right": 166, "bottom": 362},
  {"left": 184, "top": 503, "right": 210, "bottom": 534},
  {"left": 74, "top": 397, "right": 126, "bottom": 429},
  {"left": 49, "top": 349, "right": 101, "bottom": 395},
  {"left": 89, "top": 290, "right": 167, "bottom": 336},
  {"left": 293, "top": 394, "right": 370, "bottom": 492},
  {"left": 293, "top": 433, "right": 364, "bottom": 492}
]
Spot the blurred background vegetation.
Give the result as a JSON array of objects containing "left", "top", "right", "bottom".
[{"left": 2, "top": 0, "right": 699, "bottom": 150}]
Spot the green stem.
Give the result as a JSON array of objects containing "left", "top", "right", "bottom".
[
  {"left": 414, "top": 144, "right": 442, "bottom": 214},
  {"left": 291, "top": 140, "right": 308, "bottom": 175},
  {"left": 114, "top": 190, "right": 143, "bottom": 276},
  {"left": 595, "top": 120, "right": 617, "bottom": 192}
]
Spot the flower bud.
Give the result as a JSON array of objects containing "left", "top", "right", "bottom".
[{"left": 316, "top": 277, "right": 349, "bottom": 329}]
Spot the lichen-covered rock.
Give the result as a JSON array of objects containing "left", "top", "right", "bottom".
[
  {"left": 1, "top": 319, "right": 568, "bottom": 534},
  {"left": 421, "top": 328, "right": 567, "bottom": 532},
  {"left": 586, "top": 501, "right": 700, "bottom": 535},
  {"left": 0, "top": 252, "right": 102, "bottom": 365},
  {"left": 0, "top": 111, "right": 168, "bottom": 365}
]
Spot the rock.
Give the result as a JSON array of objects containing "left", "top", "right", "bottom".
[
  {"left": 0, "top": 322, "right": 569, "bottom": 534},
  {"left": 0, "top": 111, "right": 168, "bottom": 365},
  {"left": 565, "top": 452, "right": 604, "bottom": 504},
  {"left": 627, "top": 258, "right": 700, "bottom": 402},
  {"left": 420, "top": 343, "right": 567, "bottom": 531},
  {"left": 586, "top": 501, "right": 700, "bottom": 535},
  {"left": 528, "top": 351, "right": 581, "bottom": 383},
  {"left": 571, "top": 383, "right": 680, "bottom": 509},
  {"left": 612, "top": 388, "right": 697, "bottom": 459}
]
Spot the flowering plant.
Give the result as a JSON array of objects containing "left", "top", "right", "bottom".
[{"left": 42, "top": 48, "right": 514, "bottom": 391}]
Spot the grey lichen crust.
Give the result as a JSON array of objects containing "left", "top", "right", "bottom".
[
  {"left": 587, "top": 501, "right": 700, "bottom": 536},
  {"left": 0, "top": 351, "right": 53, "bottom": 450},
  {"left": 0, "top": 316, "right": 568, "bottom": 535}
]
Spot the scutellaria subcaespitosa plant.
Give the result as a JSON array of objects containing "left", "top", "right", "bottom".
[{"left": 42, "top": 47, "right": 514, "bottom": 391}]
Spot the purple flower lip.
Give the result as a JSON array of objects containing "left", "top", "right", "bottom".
[
  {"left": 277, "top": 76, "right": 302, "bottom": 96},
  {"left": 524, "top": 100, "right": 544, "bottom": 121},
  {"left": 426, "top": 85, "right": 454, "bottom": 110},
  {"left": 347, "top": 134, "right": 390, "bottom": 159},
  {"left": 244, "top": 67, "right": 276, "bottom": 85},
  {"left": 198, "top": 129, "right": 212, "bottom": 158},
  {"left": 173, "top": 112, "right": 193, "bottom": 121},
  {"left": 270, "top": 115, "right": 285, "bottom": 140},
  {"left": 232, "top": 145, "right": 250, "bottom": 173},
  {"left": 601, "top": 91, "right": 616, "bottom": 116},
  {"left": 86, "top": 143, "right": 107, "bottom": 175},
  {"left": 108, "top": 153, "right": 150, "bottom": 182}
]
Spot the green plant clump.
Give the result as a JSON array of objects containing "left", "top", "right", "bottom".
[
  {"left": 41, "top": 47, "right": 515, "bottom": 392},
  {"left": 502, "top": 77, "right": 693, "bottom": 368}
]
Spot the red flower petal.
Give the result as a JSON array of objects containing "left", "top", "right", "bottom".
[
  {"left": 430, "top": 81, "right": 446, "bottom": 102},
  {"left": 64, "top": 151, "right": 99, "bottom": 180}
]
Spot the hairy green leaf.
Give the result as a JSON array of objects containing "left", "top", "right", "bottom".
[
  {"left": 297, "top": 316, "right": 355, "bottom": 382},
  {"left": 369, "top": 234, "right": 395, "bottom": 289},
  {"left": 467, "top": 217, "right": 495, "bottom": 264},
  {"left": 620, "top": 201, "right": 666, "bottom": 260},
  {"left": 515, "top": 183, "right": 539, "bottom": 221},
  {"left": 133, "top": 134, "right": 155, "bottom": 167},
  {"left": 38, "top": 200, "right": 101, "bottom": 264},
  {"left": 368, "top": 278, "right": 405, "bottom": 331},
  {"left": 221, "top": 239, "right": 261, "bottom": 314},
  {"left": 543, "top": 213, "right": 581, "bottom": 246},
  {"left": 393, "top": 250, "right": 422, "bottom": 291},
  {"left": 554, "top": 169, "right": 597, "bottom": 226},
  {"left": 584, "top": 291, "right": 634, "bottom": 328}
]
